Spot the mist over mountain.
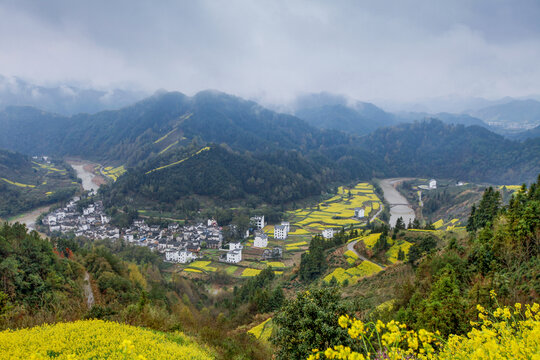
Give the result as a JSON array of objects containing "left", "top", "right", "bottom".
[
  {"left": 468, "top": 99, "right": 540, "bottom": 132},
  {"left": 0, "top": 75, "right": 146, "bottom": 116},
  {"left": 395, "top": 112, "right": 489, "bottom": 128},
  {"left": 1, "top": 90, "right": 538, "bottom": 187}
]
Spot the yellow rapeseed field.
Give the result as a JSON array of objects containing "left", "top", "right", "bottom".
[{"left": 0, "top": 319, "right": 213, "bottom": 359}]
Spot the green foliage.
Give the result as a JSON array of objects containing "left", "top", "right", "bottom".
[
  {"left": 0, "top": 150, "right": 78, "bottom": 217},
  {"left": 363, "top": 119, "right": 540, "bottom": 184},
  {"left": 394, "top": 176, "right": 540, "bottom": 338},
  {"left": 232, "top": 267, "right": 284, "bottom": 313},
  {"left": 466, "top": 186, "right": 501, "bottom": 232},
  {"left": 272, "top": 285, "right": 350, "bottom": 360},
  {"left": 0, "top": 222, "right": 82, "bottom": 309}
]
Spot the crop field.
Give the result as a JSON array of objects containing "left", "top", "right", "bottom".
[
  {"left": 286, "top": 182, "right": 382, "bottom": 234},
  {"left": 386, "top": 239, "right": 413, "bottom": 263},
  {"left": 187, "top": 261, "right": 217, "bottom": 272},
  {"left": 324, "top": 260, "right": 383, "bottom": 285},
  {"left": 146, "top": 147, "right": 211, "bottom": 174},
  {"left": 264, "top": 261, "right": 285, "bottom": 268},
  {"left": 0, "top": 319, "right": 213, "bottom": 360},
  {"left": 102, "top": 165, "right": 126, "bottom": 181},
  {"left": 241, "top": 268, "right": 262, "bottom": 277},
  {"left": 248, "top": 318, "right": 273, "bottom": 341},
  {"left": 1, "top": 178, "right": 36, "bottom": 188}
]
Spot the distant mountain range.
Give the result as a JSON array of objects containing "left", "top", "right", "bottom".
[
  {"left": 0, "top": 75, "right": 146, "bottom": 115},
  {"left": 0, "top": 90, "right": 538, "bottom": 212},
  {"left": 468, "top": 99, "right": 540, "bottom": 132}
]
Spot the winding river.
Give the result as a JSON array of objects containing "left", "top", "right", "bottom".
[
  {"left": 68, "top": 161, "right": 101, "bottom": 192},
  {"left": 7, "top": 160, "right": 103, "bottom": 231},
  {"left": 379, "top": 178, "right": 416, "bottom": 227}
]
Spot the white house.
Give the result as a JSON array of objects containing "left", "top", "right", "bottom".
[
  {"left": 226, "top": 249, "right": 242, "bottom": 263},
  {"left": 322, "top": 228, "right": 337, "bottom": 239},
  {"left": 229, "top": 242, "right": 243, "bottom": 251},
  {"left": 165, "top": 250, "right": 179, "bottom": 262},
  {"left": 250, "top": 215, "right": 265, "bottom": 230},
  {"left": 429, "top": 179, "right": 437, "bottom": 189},
  {"left": 254, "top": 232, "right": 268, "bottom": 248},
  {"left": 354, "top": 207, "right": 365, "bottom": 218},
  {"left": 274, "top": 225, "right": 288, "bottom": 240},
  {"left": 178, "top": 250, "right": 196, "bottom": 264}
]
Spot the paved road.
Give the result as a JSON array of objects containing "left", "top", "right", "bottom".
[
  {"left": 84, "top": 271, "right": 95, "bottom": 308},
  {"left": 345, "top": 205, "right": 386, "bottom": 268}
]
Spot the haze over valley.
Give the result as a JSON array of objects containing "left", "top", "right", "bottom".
[{"left": 0, "top": 1, "right": 539, "bottom": 360}]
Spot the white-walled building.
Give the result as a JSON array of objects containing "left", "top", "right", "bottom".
[
  {"left": 226, "top": 249, "right": 242, "bottom": 263},
  {"left": 229, "top": 242, "right": 243, "bottom": 251},
  {"left": 281, "top": 222, "right": 290, "bottom": 232},
  {"left": 354, "top": 207, "right": 365, "bottom": 218},
  {"left": 274, "top": 225, "right": 288, "bottom": 240},
  {"left": 254, "top": 232, "right": 268, "bottom": 248},
  {"left": 429, "top": 179, "right": 437, "bottom": 189},
  {"left": 322, "top": 228, "right": 337, "bottom": 239},
  {"left": 250, "top": 215, "right": 265, "bottom": 230},
  {"left": 165, "top": 250, "right": 196, "bottom": 264}
]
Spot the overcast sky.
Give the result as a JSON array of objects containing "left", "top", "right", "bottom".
[{"left": 1, "top": 0, "right": 540, "bottom": 104}]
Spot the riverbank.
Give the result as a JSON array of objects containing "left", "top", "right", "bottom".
[
  {"left": 379, "top": 178, "right": 416, "bottom": 227},
  {"left": 67, "top": 160, "right": 106, "bottom": 192}
]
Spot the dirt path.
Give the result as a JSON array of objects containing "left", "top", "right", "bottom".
[
  {"left": 346, "top": 240, "right": 386, "bottom": 269},
  {"left": 83, "top": 271, "right": 95, "bottom": 309}
]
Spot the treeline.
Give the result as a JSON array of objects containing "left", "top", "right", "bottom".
[
  {"left": 392, "top": 176, "right": 540, "bottom": 337},
  {"left": 299, "top": 229, "right": 361, "bottom": 282},
  {"left": 269, "top": 175, "right": 540, "bottom": 359},
  {"left": 361, "top": 119, "right": 540, "bottom": 184},
  {"left": 0, "top": 223, "right": 273, "bottom": 359}
]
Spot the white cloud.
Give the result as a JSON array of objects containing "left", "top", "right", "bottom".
[{"left": 1, "top": 0, "right": 539, "bottom": 103}]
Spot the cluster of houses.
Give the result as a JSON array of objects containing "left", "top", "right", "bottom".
[
  {"left": 43, "top": 202, "right": 292, "bottom": 267},
  {"left": 42, "top": 199, "right": 119, "bottom": 240}
]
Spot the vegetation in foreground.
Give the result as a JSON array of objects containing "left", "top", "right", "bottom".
[{"left": 0, "top": 319, "right": 213, "bottom": 360}]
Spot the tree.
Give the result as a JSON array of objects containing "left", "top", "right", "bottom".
[
  {"left": 299, "top": 236, "right": 327, "bottom": 281},
  {"left": 395, "top": 216, "right": 405, "bottom": 230},
  {"left": 272, "top": 286, "right": 350, "bottom": 360}
]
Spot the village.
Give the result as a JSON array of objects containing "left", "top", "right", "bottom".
[{"left": 41, "top": 197, "right": 302, "bottom": 267}]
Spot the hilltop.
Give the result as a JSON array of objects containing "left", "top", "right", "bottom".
[{"left": 0, "top": 149, "right": 79, "bottom": 217}]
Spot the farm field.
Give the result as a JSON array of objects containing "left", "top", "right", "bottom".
[
  {"left": 323, "top": 259, "right": 383, "bottom": 285},
  {"left": 286, "top": 182, "right": 382, "bottom": 234}
]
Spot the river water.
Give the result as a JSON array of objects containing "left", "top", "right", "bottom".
[
  {"left": 379, "top": 178, "right": 415, "bottom": 228},
  {"left": 68, "top": 162, "right": 100, "bottom": 192},
  {"left": 7, "top": 160, "right": 102, "bottom": 231}
]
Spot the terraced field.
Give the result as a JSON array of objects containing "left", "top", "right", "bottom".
[{"left": 286, "top": 182, "right": 382, "bottom": 234}]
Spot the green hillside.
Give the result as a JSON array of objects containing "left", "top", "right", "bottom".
[{"left": 0, "top": 150, "right": 79, "bottom": 217}]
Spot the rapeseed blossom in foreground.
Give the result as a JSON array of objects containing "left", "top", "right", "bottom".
[
  {"left": 0, "top": 319, "right": 213, "bottom": 359},
  {"left": 308, "top": 295, "right": 539, "bottom": 360}
]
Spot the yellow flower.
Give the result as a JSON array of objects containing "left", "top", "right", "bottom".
[
  {"left": 489, "top": 290, "right": 497, "bottom": 299},
  {"left": 338, "top": 315, "right": 350, "bottom": 328}
]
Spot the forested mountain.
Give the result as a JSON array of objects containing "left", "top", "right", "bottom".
[
  {"left": 0, "top": 149, "right": 78, "bottom": 217},
  {"left": 396, "top": 111, "right": 489, "bottom": 128},
  {"left": 295, "top": 104, "right": 396, "bottom": 135},
  {"left": 1, "top": 91, "right": 539, "bottom": 213},
  {"left": 360, "top": 119, "right": 540, "bottom": 184},
  {"left": 0, "top": 91, "right": 357, "bottom": 165},
  {"left": 291, "top": 92, "right": 397, "bottom": 135},
  {"left": 0, "top": 75, "right": 145, "bottom": 116},
  {"left": 469, "top": 99, "right": 540, "bottom": 131},
  {"left": 509, "top": 124, "right": 540, "bottom": 141}
]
